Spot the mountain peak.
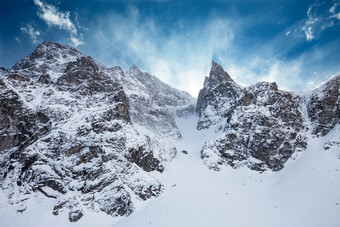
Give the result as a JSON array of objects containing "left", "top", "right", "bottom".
[
  {"left": 211, "top": 60, "right": 221, "bottom": 68},
  {"left": 209, "top": 60, "right": 233, "bottom": 82},
  {"left": 12, "top": 41, "right": 84, "bottom": 76},
  {"left": 32, "top": 41, "right": 81, "bottom": 57},
  {"left": 39, "top": 40, "right": 65, "bottom": 48},
  {"left": 128, "top": 64, "right": 143, "bottom": 76}
]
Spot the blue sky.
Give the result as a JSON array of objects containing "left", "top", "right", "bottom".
[{"left": 1, "top": 0, "right": 340, "bottom": 97}]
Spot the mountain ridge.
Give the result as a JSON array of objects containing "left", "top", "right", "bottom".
[
  {"left": 0, "top": 41, "right": 192, "bottom": 222},
  {"left": 0, "top": 41, "right": 339, "bottom": 223},
  {"left": 197, "top": 61, "right": 339, "bottom": 171}
]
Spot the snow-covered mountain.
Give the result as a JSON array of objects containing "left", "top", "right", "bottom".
[
  {"left": 197, "top": 61, "right": 339, "bottom": 172},
  {"left": 105, "top": 64, "right": 195, "bottom": 139},
  {"left": 0, "top": 42, "right": 339, "bottom": 226},
  {"left": 0, "top": 41, "right": 194, "bottom": 222}
]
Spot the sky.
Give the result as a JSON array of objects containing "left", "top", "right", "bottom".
[{"left": 1, "top": 0, "right": 340, "bottom": 97}]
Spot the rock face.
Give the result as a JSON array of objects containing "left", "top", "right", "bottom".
[
  {"left": 197, "top": 61, "right": 339, "bottom": 172},
  {"left": 0, "top": 41, "right": 187, "bottom": 222},
  {"left": 307, "top": 75, "right": 340, "bottom": 137},
  {"left": 1, "top": 42, "right": 338, "bottom": 222},
  {"left": 197, "top": 61, "right": 243, "bottom": 130},
  {"left": 106, "top": 65, "right": 195, "bottom": 139}
]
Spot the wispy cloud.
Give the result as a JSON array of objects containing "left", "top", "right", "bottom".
[
  {"left": 330, "top": 2, "right": 340, "bottom": 19},
  {"left": 302, "top": 0, "right": 340, "bottom": 41},
  {"left": 89, "top": 6, "right": 234, "bottom": 97},
  {"left": 33, "top": 0, "right": 84, "bottom": 46},
  {"left": 21, "top": 24, "right": 41, "bottom": 44},
  {"left": 71, "top": 36, "right": 84, "bottom": 46},
  {"left": 33, "top": 0, "right": 76, "bottom": 33},
  {"left": 302, "top": 25, "right": 314, "bottom": 41},
  {"left": 85, "top": 3, "right": 339, "bottom": 97}
]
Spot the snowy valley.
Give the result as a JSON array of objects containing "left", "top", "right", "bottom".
[{"left": 0, "top": 42, "right": 339, "bottom": 227}]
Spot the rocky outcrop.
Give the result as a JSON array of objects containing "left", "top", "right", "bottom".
[
  {"left": 106, "top": 65, "right": 196, "bottom": 139},
  {"left": 307, "top": 75, "right": 340, "bottom": 136},
  {"left": 2, "top": 41, "right": 337, "bottom": 222},
  {"left": 197, "top": 62, "right": 339, "bottom": 172},
  {"left": 0, "top": 42, "right": 181, "bottom": 222},
  {"left": 197, "top": 61, "right": 243, "bottom": 130},
  {"left": 0, "top": 78, "right": 49, "bottom": 153},
  {"left": 13, "top": 41, "right": 84, "bottom": 80}
]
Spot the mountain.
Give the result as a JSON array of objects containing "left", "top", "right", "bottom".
[
  {"left": 0, "top": 42, "right": 339, "bottom": 226},
  {"left": 106, "top": 64, "right": 195, "bottom": 139},
  {"left": 0, "top": 41, "right": 194, "bottom": 222},
  {"left": 197, "top": 61, "right": 339, "bottom": 172}
]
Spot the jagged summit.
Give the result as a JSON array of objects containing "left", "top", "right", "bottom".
[
  {"left": 197, "top": 62, "right": 339, "bottom": 172},
  {"left": 128, "top": 64, "right": 143, "bottom": 75},
  {"left": 196, "top": 61, "right": 242, "bottom": 120},
  {"left": 121, "top": 61, "right": 196, "bottom": 139},
  {"left": 12, "top": 41, "right": 85, "bottom": 80},
  {"left": 210, "top": 60, "right": 233, "bottom": 82},
  {"left": 0, "top": 42, "right": 339, "bottom": 224},
  {"left": 14, "top": 41, "right": 83, "bottom": 69},
  {"left": 0, "top": 41, "right": 193, "bottom": 222},
  {"left": 308, "top": 74, "right": 340, "bottom": 136}
]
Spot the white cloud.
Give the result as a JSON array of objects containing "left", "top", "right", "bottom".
[
  {"left": 285, "top": 30, "right": 291, "bottom": 36},
  {"left": 302, "top": 26, "right": 314, "bottom": 41},
  {"left": 33, "top": 0, "right": 83, "bottom": 46},
  {"left": 302, "top": 3, "right": 318, "bottom": 41},
  {"left": 330, "top": 3, "right": 340, "bottom": 19},
  {"left": 302, "top": 0, "right": 340, "bottom": 41},
  {"left": 260, "top": 61, "right": 303, "bottom": 91},
  {"left": 90, "top": 8, "right": 234, "bottom": 97},
  {"left": 33, "top": 0, "right": 76, "bottom": 33},
  {"left": 21, "top": 24, "right": 41, "bottom": 44},
  {"left": 331, "top": 13, "right": 340, "bottom": 19},
  {"left": 330, "top": 4, "right": 336, "bottom": 13},
  {"left": 71, "top": 36, "right": 85, "bottom": 47},
  {"left": 223, "top": 58, "right": 307, "bottom": 92},
  {"left": 85, "top": 4, "right": 338, "bottom": 97}
]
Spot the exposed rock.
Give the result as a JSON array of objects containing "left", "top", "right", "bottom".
[
  {"left": 106, "top": 65, "right": 196, "bottom": 139},
  {"left": 197, "top": 61, "right": 243, "bottom": 130},
  {"left": 307, "top": 75, "right": 340, "bottom": 136},
  {"left": 0, "top": 41, "right": 180, "bottom": 222},
  {"left": 0, "top": 78, "right": 49, "bottom": 153},
  {"left": 37, "top": 74, "right": 52, "bottom": 84},
  {"left": 198, "top": 61, "right": 313, "bottom": 171},
  {"left": 3, "top": 41, "right": 337, "bottom": 223},
  {"left": 13, "top": 41, "right": 85, "bottom": 80},
  {"left": 69, "top": 210, "right": 84, "bottom": 222},
  {"left": 127, "top": 146, "right": 164, "bottom": 172}
]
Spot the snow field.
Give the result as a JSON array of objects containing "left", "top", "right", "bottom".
[
  {"left": 114, "top": 117, "right": 340, "bottom": 227},
  {"left": 0, "top": 116, "right": 339, "bottom": 227}
]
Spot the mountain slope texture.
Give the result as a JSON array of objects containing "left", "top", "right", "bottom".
[
  {"left": 197, "top": 61, "right": 339, "bottom": 172},
  {"left": 0, "top": 42, "right": 339, "bottom": 226}
]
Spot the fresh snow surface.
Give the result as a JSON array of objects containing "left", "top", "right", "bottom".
[{"left": 1, "top": 116, "right": 340, "bottom": 227}]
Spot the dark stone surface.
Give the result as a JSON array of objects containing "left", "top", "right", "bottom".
[
  {"left": 0, "top": 42, "right": 168, "bottom": 222},
  {"left": 308, "top": 75, "right": 340, "bottom": 136},
  {"left": 198, "top": 62, "right": 338, "bottom": 172}
]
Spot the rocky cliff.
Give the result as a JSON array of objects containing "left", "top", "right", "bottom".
[
  {"left": 197, "top": 61, "right": 339, "bottom": 172},
  {"left": 105, "top": 64, "right": 195, "bottom": 139},
  {"left": 0, "top": 42, "right": 339, "bottom": 222},
  {"left": 0, "top": 41, "right": 193, "bottom": 222}
]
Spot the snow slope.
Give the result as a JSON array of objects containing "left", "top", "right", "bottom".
[
  {"left": 1, "top": 116, "right": 339, "bottom": 227},
  {"left": 113, "top": 117, "right": 340, "bottom": 227},
  {"left": 0, "top": 43, "right": 339, "bottom": 226}
]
